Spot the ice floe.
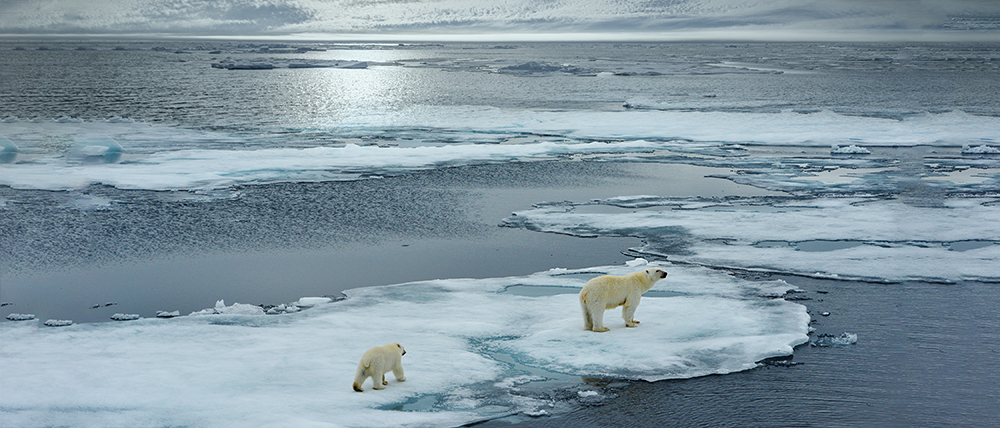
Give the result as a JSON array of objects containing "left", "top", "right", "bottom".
[
  {"left": 1, "top": 110, "right": 998, "bottom": 191},
  {"left": 110, "top": 313, "right": 141, "bottom": 321},
  {"left": 831, "top": 144, "right": 871, "bottom": 154},
  {"left": 188, "top": 299, "right": 264, "bottom": 316},
  {"left": 810, "top": 332, "right": 858, "bottom": 347},
  {"left": 6, "top": 314, "right": 35, "bottom": 321},
  {"left": 503, "top": 197, "right": 1000, "bottom": 283},
  {"left": 0, "top": 261, "right": 808, "bottom": 428},
  {"left": 0, "top": 135, "right": 18, "bottom": 163},
  {"left": 963, "top": 144, "right": 1000, "bottom": 154}
]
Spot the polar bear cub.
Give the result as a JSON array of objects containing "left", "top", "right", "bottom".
[
  {"left": 580, "top": 268, "right": 667, "bottom": 332},
  {"left": 353, "top": 342, "right": 406, "bottom": 392}
]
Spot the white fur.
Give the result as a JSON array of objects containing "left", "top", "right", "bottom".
[
  {"left": 352, "top": 342, "right": 406, "bottom": 392},
  {"left": 579, "top": 268, "right": 667, "bottom": 332}
]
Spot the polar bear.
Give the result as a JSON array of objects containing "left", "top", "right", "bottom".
[
  {"left": 352, "top": 342, "right": 406, "bottom": 392},
  {"left": 580, "top": 268, "right": 667, "bottom": 332}
]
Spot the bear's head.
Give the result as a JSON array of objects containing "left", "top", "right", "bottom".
[
  {"left": 645, "top": 268, "right": 667, "bottom": 280},
  {"left": 392, "top": 342, "right": 406, "bottom": 356}
]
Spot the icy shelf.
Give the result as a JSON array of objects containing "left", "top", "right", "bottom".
[{"left": 0, "top": 261, "right": 808, "bottom": 428}]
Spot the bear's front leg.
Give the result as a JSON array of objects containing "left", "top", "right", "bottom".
[
  {"left": 393, "top": 365, "right": 406, "bottom": 382},
  {"left": 623, "top": 300, "right": 640, "bottom": 327}
]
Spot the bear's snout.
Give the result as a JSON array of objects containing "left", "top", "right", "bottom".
[{"left": 659, "top": 270, "right": 667, "bottom": 278}]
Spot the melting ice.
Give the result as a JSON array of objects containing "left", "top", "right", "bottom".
[
  {"left": 0, "top": 261, "right": 808, "bottom": 428},
  {"left": 2, "top": 109, "right": 999, "bottom": 191},
  {"left": 503, "top": 197, "right": 1000, "bottom": 283}
]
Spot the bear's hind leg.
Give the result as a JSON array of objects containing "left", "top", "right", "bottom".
[
  {"left": 372, "top": 370, "right": 387, "bottom": 390},
  {"left": 353, "top": 367, "right": 369, "bottom": 392},
  {"left": 590, "top": 304, "right": 610, "bottom": 332}
]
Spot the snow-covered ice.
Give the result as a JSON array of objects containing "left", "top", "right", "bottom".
[
  {"left": 963, "top": 144, "right": 1000, "bottom": 154},
  {"left": 503, "top": 197, "right": 1000, "bottom": 283},
  {"left": 0, "top": 261, "right": 809, "bottom": 428},
  {"left": 110, "top": 313, "right": 141, "bottom": 321},
  {"left": 6, "top": 313, "right": 35, "bottom": 321},
  {"left": 831, "top": 144, "right": 870, "bottom": 154},
  {"left": 1, "top": 110, "right": 998, "bottom": 191}
]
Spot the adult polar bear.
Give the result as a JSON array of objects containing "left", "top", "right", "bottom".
[
  {"left": 353, "top": 342, "right": 406, "bottom": 392},
  {"left": 580, "top": 268, "right": 667, "bottom": 332}
]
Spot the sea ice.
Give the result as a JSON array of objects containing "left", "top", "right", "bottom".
[
  {"left": 296, "top": 297, "right": 333, "bottom": 307},
  {"left": 110, "top": 313, "right": 140, "bottom": 321},
  {"left": 2, "top": 111, "right": 999, "bottom": 191},
  {"left": 0, "top": 261, "right": 808, "bottom": 428},
  {"left": 811, "top": 332, "right": 858, "bottom": 347},
  {"left": 189, "top": 300, "right": 265, "bottom": 316},
  {"left": 6, "top": 314, "right": 35, "bottom": 321},
  {"left": 831, "top": 144, "right": 871, "bottom": 154},
  {"left": 963, "top": 144, "right": 1000, "bottom": 154},
  {"left": 504, "top": 197, "right": 1000, "bottom": 282},
  {"left": 43, "top": 320, "right": 73, "bottom": 327},
  {"left": 0, "top": 135, "right": 18, "bottom": 163}
]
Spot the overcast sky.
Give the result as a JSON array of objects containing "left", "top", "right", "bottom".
[{"left": 1, "top": 0, "right": 999, "bottom": 41}]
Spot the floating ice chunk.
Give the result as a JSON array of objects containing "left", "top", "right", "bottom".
[
  {"left": 111, "top": 313, "right": 141, "bottom": 321},
  {"left": 6, "top": 313, "right": 35, "bottom": 321},
  {"left": 190, "top": 300, "right": 265, "bottom": 316},
  {"left": 831, "top": 144, "right": 871, "bottom": 154},
  {"left": 223, "top": 62, "right": 274, "bottom": 70},
  {"left": 156, "top": 311, "right": 180, "bottom": 318},
  {"left": 295, "top": 297, "right": 332, "bottom": 307},
  {"left": 625, "top": 258, "right": 648, "bottom": 267},
  {"left": 69, "top": 136, "right": 123, "bottom": 163},
  {"left": 264, "top": 303, "right": 304, "bottom": 315},
  {"left": 0, "top": 136, "right": 18, "bottom": 164},
  {"left": 44, "top": 320, "right": 73, "bottom": 327},
  {"left": 962, "top": 144, "right": 1000, "bottom": 154},
  {"left": 498, "top": 61, "right": 587, "bottom": 74},
  {"left": 811, "top": 332, "right": 858, "bottom": 347},
  {"left": 577, "top": 390, "right": 599, "bottom": 398}
]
